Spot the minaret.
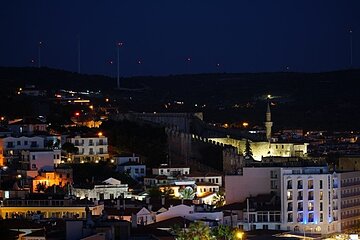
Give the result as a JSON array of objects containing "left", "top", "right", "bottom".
[{"left": 264, "top": 100, "right": 273, "bottom": 141}]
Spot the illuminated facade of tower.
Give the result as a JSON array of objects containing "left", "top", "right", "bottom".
[{"left": 265, "top": 101, "right": 273, "bottom": 141}]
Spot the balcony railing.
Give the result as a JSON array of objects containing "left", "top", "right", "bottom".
[
  {"left": 342, "top": 181, "right": 360, "bottom": 187},
  {"left": 342, "top": 192, "right": 360, "bottom": 198}
]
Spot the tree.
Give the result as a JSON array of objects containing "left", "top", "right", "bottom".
[
  {"left": 179, "top": 187, "right": 196, "bottom": 200},
  {"left": 44, "top": 184, "right": 66, "bottom": 195},
  {"left": 174, "top": 222, "right": 214, "bottom": 240},
  {"left": 212, "top": 226, "right": 244, "bottom": 240},
  {"left": 212, "top": 191, "right": 226, "bottom": 207},
  {"left": 244, "top": 139, "right": 253, "bottom": 160},
  {"left": 36, "top": 183, "right": 46, "bottom": 193},
  {"left": 212, "top": 225, "right": 232, "bottom": 240},
  {"left": 62, "top": 142, "right": 79, "bottom": 154}
]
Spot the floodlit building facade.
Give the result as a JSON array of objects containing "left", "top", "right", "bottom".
[
  {"left": 225, "top": 166, "right": 350, "bottom": 235},
  {"left": 67, "top": 134, "right": 109, "bottom": 162}
]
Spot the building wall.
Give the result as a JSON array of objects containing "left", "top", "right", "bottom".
[
  {"left": 118, "top": 165, "right": 146, "bottom": 180},
  {"left": 193, "top": 176, "right": 222, "bottom": 186},
  {"left": 0, "top": 205, "right": 104, "bottom": 219},
  {"left": 115, "top": 156, "right": 140, "bottom": 165},
  {"left": 156, "top": 204, "right": 194, "bottom": 222},
  {"left": 225, "top": 167, "right": 281, "bottom": 204},
  {"left": 22, "top": 149, "right": 61, "bottom": 171},
  {"left": 0, "top": 136, "right": 45, "bottom": 164},
  {"left": 73, "top": 184, "right": 128, "bottom": 200},
  {"left": 209, "top": 138, "right": 308, "bottom": 161},
  {"left": 338, "top": 171, "right": 360, "bottom": 231},
  {"left": 280, "top": 169, "right": 340, "bottom": 235},
  {"left": 69, "top": 136, "right": 109, "bottom": 162},
  {"left": 338, "top": 156, "right": 360, "bottom": 171},
  {"left": 152, "top": 167, "right": 190, "bottom": 176}
]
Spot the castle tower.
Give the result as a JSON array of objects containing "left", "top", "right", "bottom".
[{"left": 264, "top": 100, "right": 273, "bottom": 141}]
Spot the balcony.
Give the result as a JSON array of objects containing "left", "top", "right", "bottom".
[
  {"left": 308, "top": 185, "right": 314, "bottom": 189},
  {"left": 342, "top": 181, "right": 360, "bottom": 187},
  {"left": 308, "top": 196, "right": 314, "bottom": 200},
  {"left": 287, "top": 207, "right": 293, "bottom": 211},
  {"left": 297, "top": 207, "right": 303, "bottom": 211}
]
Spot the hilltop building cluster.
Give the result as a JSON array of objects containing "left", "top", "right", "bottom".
[{"left": 0, "top": 98, "right": 360, "bottom": 240}]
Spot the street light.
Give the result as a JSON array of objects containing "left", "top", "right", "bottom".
[{"left": 235, "top": 230, "right": 244, "bottom": 239}]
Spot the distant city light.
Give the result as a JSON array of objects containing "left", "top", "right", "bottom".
[
  {"left": 242, "top": 122, "right": 249, "bottom": 128},
  {"left": 98, "top": 132, "right": 103, "bottom": 137},
  {"left": 75, "top": 112, "right": 80, "bottom": 117}
]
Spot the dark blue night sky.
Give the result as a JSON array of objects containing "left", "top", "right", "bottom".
[{"left": 1, "top": 0, "right": 359, "bottom": 76}]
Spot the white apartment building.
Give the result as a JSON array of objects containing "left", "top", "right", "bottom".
[
  {"left": 152, "top": 164, "right": 190, "bottom": 176},
  {"left": 0, "top": 136, "right": 45, "bottom": 165},
  {"left": 225, "top": 165, "right": 345, "bottom": 235},
  {"left": 280, "top": 167, "right": 340, "bottom": 235},
  {"left": 67, "top": 134, "right": 109, "bottom": 162},
  {"left": 188, "top": 172, "right": 223, "bottom": 186}
]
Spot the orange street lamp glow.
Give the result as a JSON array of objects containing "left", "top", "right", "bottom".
[
  {"left": 242, "top": 122, "right": 249, "bottom": 127},
  {"left": 235, "top": 231, "right": 244, "bottom": 239},
  {"left": 98, "top": 132, "right": 103, "bottom": 137}
]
